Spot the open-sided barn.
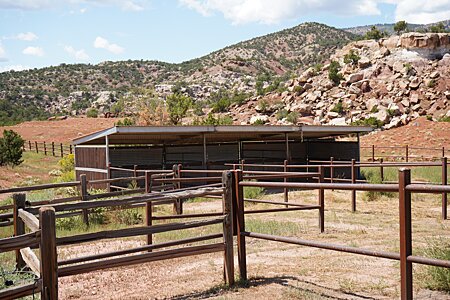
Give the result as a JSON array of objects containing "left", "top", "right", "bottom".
[{"left": 72, "top": 125, "right": 371, "bottom": 182}]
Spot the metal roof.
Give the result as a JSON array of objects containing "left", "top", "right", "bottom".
[{"left": 73, "top": 125, "right": 372, "bottom": 146}]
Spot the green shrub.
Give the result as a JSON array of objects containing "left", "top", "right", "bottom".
[
  {"left": 328, "top": 61, "right": 344, "bottom": 85},
  {"left": 394, "top": 21, "right": 408, "bottom": 35},
  {"left": 351, "top": 117, "right": 384, "bottom": 128},
  {"left": 422, "top": 238, "right": 450, "bottom": 292},
  {"left": 191, "top": 113, "right": 233, "bottom": 125},
  {"left": 364, "top": 26, "right": 386, "bottom": 40},
  {"left": 331, "top": 101, "right": 344, "bottom": 114},
  {"left": 0, "top": 130, "right": 25, "bottom": 167},
  {"left": 252, "top": 119, "right": 266, "bottom": 125},
  {"left": 115, "top": 117, "right": 135, "bottom": 126},
  {"left": 166, "top": 93, "right": 192, "bottom": 125},
  {"left": 86, "top": 108, "right": 98, "bottom": 118},
  {"left": 212, "top": 97, "right": 231, "bottom": 113},
  {"left": 111, "top": 208, "right": 143, "bottom": 225},
  {"left": 427, "top": 79, "right": 436, "bottom": 88},
  {"left": 286, "top": 112, "right": 299, "bottom": 124},
  {"left": 58, "top": 154, "right": 74, "bottom": 173},
  {"left": 438, "top": 116, "right": 450, "bottom": 122},
  {"left": 360, "top": 169, "right": 394, "bottom": 201},
  {"left": 257, "top": 99, "right": 268, "bottom": 113},
  {"left": 343, "top": 50, "right": 360, "bottom": 65},
  {"left": 276, "top": 109, "right": 289, "bottom": 120},
  {"left": 244, "top": 185, "right": 264, "bottom": 200},
  {"left": 426, "top": 115, "right": 433, "bottom": 121},
  {"left": 293, "top": 85, "right": 304, "bottom": 94}
]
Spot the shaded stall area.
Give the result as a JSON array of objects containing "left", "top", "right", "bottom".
[{"left": 73, "top": 125, "right": 371, "bottom": 184}]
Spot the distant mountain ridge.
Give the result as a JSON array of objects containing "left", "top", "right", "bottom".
[{"left": 344, "top": 19, "right": 450, "bottom": 35}]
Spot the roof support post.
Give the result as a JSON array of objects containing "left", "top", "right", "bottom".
[
  {"left": 285, "top": 133, "right": 290, "bottom": 162},
  {"left": 203, "top": 134, "right": 208, "bottom": 170},
  {"left": 105, "top": 134, "right": 110, "bottom": 171}
]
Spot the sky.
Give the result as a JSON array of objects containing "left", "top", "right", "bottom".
[{"left": 0, "top": 0, "right": 449, "bottom": 72}]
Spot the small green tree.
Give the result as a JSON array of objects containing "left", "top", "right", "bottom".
[
  {"left": 86, "top": 108, "right": 98, "bottom": 118},
  {"left": 364, "top": 26, "right": 386, "bottom": 40},
  {"left": 343, "top": 50, "right": 360, "bottom": 65},
  {"left": 394, "top": 21, "right": 408, "bottom": 35},
  {"left": 166, "top": 93, "right": 192, "bottom": 125},
  {"left": 328, "top": 61, "right": 344, "bottom": 85},
  {"left": 0, "top": 130, "right": 25, "bottom": 167},
  {"left": 429, "top": 22, "right": 447, "bottom": 33}
]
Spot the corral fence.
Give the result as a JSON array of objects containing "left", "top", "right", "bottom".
[
  {"left": 23, "top": 141, "right": 73, "bottom": 158},
  {"left": 361, "top": 144, "right": 450, "bottom": 162},
  {"left": 0, "top": 164, "right": 449, "bottom": 299}
]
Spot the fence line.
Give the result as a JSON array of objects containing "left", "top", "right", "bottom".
[{"left": 23, "top": 141, "right": 72, "bottom": 157}]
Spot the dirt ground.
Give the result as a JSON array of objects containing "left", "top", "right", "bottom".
[
  {"left": 0, "top": 117, "right": 120, "bottom": 143},
  {"left": 57, "top": 190, "right": 450, "bottom": 299}
]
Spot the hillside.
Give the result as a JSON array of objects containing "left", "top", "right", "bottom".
[
  {"left": 0, "top": 23, "right": 355, "bottom": 124},
  {"left": 228, "top": 32, "right": 450, "bottom": 129}
]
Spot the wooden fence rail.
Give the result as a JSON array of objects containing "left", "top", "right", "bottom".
[{"left": 23, "top": 141, "right": 72, "bottom": 158}]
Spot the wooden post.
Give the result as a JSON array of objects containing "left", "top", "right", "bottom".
[
  {"left": 172, "top": 164, "right": 182, "bottom": 215},
  {"left": 43, "top": 142, "right": 47, "bottom": 156},
  {"left": 380, "top": 158, "right": 384, "bottom": 183},
  {"left": 145, "top": 171, "right": 153, "bottom": 249},
  {"left": 69, "top": 145, "right": 73, "bottom": 154},
  {"left": 318, "top": 166, "right": 325, "bottom": 233},
  {"left": 405, "top": 145, "right": 409, "bottom": 162},
  {"left": 222, "top": 171, "right": 235, "bottom": 285},
  {"left": 39, "top": 207, "right": 58, "bottom": 300},
  {"left": 283, "top": 159, "right": 288, "bottom": 207},
  {"left": 60, "top": 143, "right": 64, "bottom": 158},
  {"left": 442, "top": 157, "right": 448, "bottom": 220},
  {"left": 234, "top": 169, "right": 247, "bottom": 281},
  {"left": 351, "top": 159, "right": 356, "bottom": 212},
  {"left": 35, "top": 141, "right": 38, "bottom": 153},
  {"left": 399, "top": 168, "right": 412, "bottom": 300},
  {"left": 330, "top": 157, "right": 334, "bottom": 185},
  {"left": 372, "top": 144, "right": 375, "bottom": 162},
  {"left": 52, "top": 142, "right": 55, "bottom": 157},
  {"left": 107, "top": 163, "right": 112, "bottom": 192},
  {"left": 28, "top": 140, "right": 32, "bottom": 151},
  {"left": 13, "top": 194, "right": 26, "bottom": 270},
  {"left": 442, "top": 147, "right": 445, "bottom": 158},
  {"left": 80, "top": 174, "right": 89, "bottom": 226}
]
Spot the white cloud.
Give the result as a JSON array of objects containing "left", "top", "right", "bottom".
[
  {"left": 22, "top": 46, "right": 45, "bottom": 56},
  {"left": 0, "top": 65, "right": 29, "bottom": 72},
  {"left": 15, "top": 32, "right": 38, "bottom": 41},
  {"left": 64, "top": 45, "right": 89, "bottom": 61},
  {"left": 94, "top": 36, "right": 124, "bottom": 54},
  {"left": 179, "top": 0, "right": 450, "bottom": 25},
  {"left": 0, "top": 0, "right": 148, "bottom": 11},
  {"left": 0, "top": 44, "right": 6, "bottom": 58},
  {"left": 395, "top": 0, "right": 450, "bottom": 24}
]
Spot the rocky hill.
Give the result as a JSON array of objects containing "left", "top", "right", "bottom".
[
  {"left": 0, "top": 22, "right": 355, "bottom": 124},
  {"left": 228, "top": 32, "right": 450, "bottom": 129}
]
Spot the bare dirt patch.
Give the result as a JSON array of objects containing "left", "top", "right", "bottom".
[
  {"left": 0, "top": 117, "right": 120, "bottom": 143},
  {"left": 57, "top": 190, "right": 450, "bottom": 299}
]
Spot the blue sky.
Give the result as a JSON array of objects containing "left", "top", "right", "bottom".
[{"left": 0, "top": 0, "right": 449, "bottom": 72}]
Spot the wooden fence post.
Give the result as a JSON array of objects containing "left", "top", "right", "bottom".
[
  {"left": 69, "top": 145, "right": 73, "bottom": 154},
  {"left": 80, "top": 174, "right": 89, "bottom": 226},
  {"left": 351, "top": 159, "right": 356, "bottom": 212},
  {"left": 372, "top": 144, "right": 375, "bottom": 162},
  {"left": 399, "top": 168, "right": 412, "bottom": 300},
  {"left": 234, "top": 169, "right": 247, "bottom": 281},
  {"left": 172, "top": 164, "right": 182, "bottom": 215},
  {"left": 60, "top": 143, "right": 64, "bottom": 158},
  {"left": 52, "top": 142, "right": 55, "bottom": 157},
  {"left": 318, "top": 166, "right": 325, "bottom": 233},
  {"left": 283, "top": 159, "right": 288, "bottom": 207},
  {"left": 44, "top": 142, "right": 47, "bottom": 156},
  {"left": 13, "top": 193, "right": 26, "bottom": 270},
  {"left": 442, "top": 147, "right": 445, "bottom": 158},
  {"left": 29, "top": 141, "right": 32, "bottom": 151},
  {"left": 442, "top": 157, "right": 448, "bottom": 220},
  {"left": 222, "top": 171, "right": 235, "bottom": 285},
  {"left": 145, "top": 171, "right": 153, "bottom": 250},
  {"left": 405, "top": 145, "right": 409, "bottom": 162},
  {"left": 35, "top": 141, "right": 38, "bottom": 154},
  {"left": 39, "top": 206, "right": 58, "bottom": 300},
  {"left": 380, "top": 158, "right": 384, "bottom": 183}
]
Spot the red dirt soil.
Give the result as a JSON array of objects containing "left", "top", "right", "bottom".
[{"left": 0, "top": 117, "right": 121, "bottom": 143}]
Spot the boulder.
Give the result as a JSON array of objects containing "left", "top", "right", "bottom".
[
  {"left": 327, "top": 111, "right": 339, "bottom": 119},
  {"left": 409, "top": 77, "right": 421, "bottom": 90},
  {"left": 358, "top": 56, "right": 371, "bottom": 69},
  {"left": 430, "top": 71, "right": 440, "bottom": 79},
  {"left": 347, "top": 72, "right": 364, "bottom": 84},
  {"left": 250, "top": 115, "right": 269, "bottom": 124},
  {"left": 329, "top": 117, "right": 346, "bottom": 126},
  {"left": 366, "top": 99, "right": 379, "bottom": 112}
]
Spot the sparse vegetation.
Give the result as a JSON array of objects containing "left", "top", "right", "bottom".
[
  {"left": 351, "top": 117, "right": 384, "bottom": 128},
  {"left": 343, "top": 50, "right": 360, "bottom": 65},
  {"left": 86, "top": 108, "right": 98, "bottom": 118},
  {"left": 421, "top": 238, "right": 450, "bottom": 292},
  {"left": 394, "top": 21, "right": 408, "bottom": 35},
  {"left": 166, "top": 93, "right": 192, "bottom": 125},
  {"left": 364, "top": 26, "right": 387, "bottom": 40},
  {"left": 328, "top": 61, "right": 344, "bottom": 85}
]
